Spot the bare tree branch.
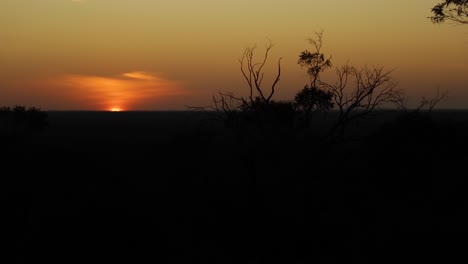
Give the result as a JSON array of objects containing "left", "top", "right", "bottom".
[
  {"left": 239, "top": 40, "right": 282, "bottom": 104},
  {"left": 267, "top": 58, "right": 282, "bottom": 102},
  {"left": 322, "top": 64, "right": 400, "bottom": 137},
  {"left": 390, "top": 88, "right": 448, "bottom": 113},
  {"left": 428, "top": 89, "right": 449, "bottom": 112}
]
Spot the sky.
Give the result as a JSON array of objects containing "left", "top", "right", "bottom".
[{"left": 1, "top": 0, "right": 467, "bottom": 110}]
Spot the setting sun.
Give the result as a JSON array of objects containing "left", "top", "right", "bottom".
[{"left": 110, "top": 108, "right": 122, "bottom": 112}]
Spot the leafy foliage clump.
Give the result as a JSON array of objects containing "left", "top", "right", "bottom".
[
  {"left": 294, "top": 86, "right": 334, "bottom": 115},
  {"left": 430, "top": 0, "right": 468, "bottom": 24}
]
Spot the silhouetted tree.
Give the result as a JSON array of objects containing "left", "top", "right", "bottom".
[
  {"left": 239, "top": 39, "right": 282, "bottom": 104},
  {"left": 430, "top": 0, "right": 468, "bottom": 24},
  {"left": 390, "top": 89, "right": 449, "bottom": 133},
  {"left": 393, "top": 89, "right": 448, "bottom": 113},
  {"left": 322, "top": 64, "right": 400, "bottom": 137},
  {"left": 189, "top": 40, "right": 296, "bottom": 133},
  {"left": 189, "top": 40, "right": 284, "bottom": 120},
  {"left": 295, "top": 32, "right": 334, "bottom": 125},
  {"left": 297, "top": 31, "right": 332, "bottom": 89},
  {"left": 200, "top": 40, "right": 298, "bottom": 130}
]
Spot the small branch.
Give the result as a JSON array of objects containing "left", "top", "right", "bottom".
[{"left": 267, "top": 58, "right": 282, "bottom": 102}]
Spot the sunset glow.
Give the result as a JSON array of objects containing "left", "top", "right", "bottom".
[
  {"left": 0, "top": 0, "right": 467, "bottom": 109},
  {"left": 37, "top": 72, "right": 188, "bottom": 110},
  {"left": 109, "top": 108, "right": 122, "bottom": 112}
]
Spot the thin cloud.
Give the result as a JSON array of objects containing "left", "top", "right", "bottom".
[
  {"left": 46, "top": 71, "right": 188, "bottom": 110},
  {"left": 122, "top": 71, "right": 157, "bottom": 81}
]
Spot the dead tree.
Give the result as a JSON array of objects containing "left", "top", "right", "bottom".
[
  {"left": 426, "top": 89, "right": 449, "bottom": 112},
  {"left": 322, "top": 64, "right": 400, "bottom": 137},
  {"left": 189, "top": 41, "right": 284, "bottom": 130},
  {"left": 392, "top": 89, "right": 448, "bottom": 113},
  {"left": 239, "top": 40, "right": 282, "bottom": 104},
  {"left": 391, "top": 91, "right": 410, "bottom": 112}
]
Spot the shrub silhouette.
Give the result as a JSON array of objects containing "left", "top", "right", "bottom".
[
  {"left": 294, "top": 85, "right": 334, "bottom": 127},
  {"left": 238, "top": 97, "right": 297, "bottom": 129}
]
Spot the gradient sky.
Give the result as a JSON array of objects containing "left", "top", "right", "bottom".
[{"left": 1, "top": 0, "right": 467, "bottom": 110}]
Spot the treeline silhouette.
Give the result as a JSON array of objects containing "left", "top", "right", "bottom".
[
  {"left": 0, "top": 105, "right": 48, "bottom": 139},
  {"left": 197, "top": 32, "right": 444, "bottom": 143}
]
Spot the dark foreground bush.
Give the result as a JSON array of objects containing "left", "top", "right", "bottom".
[{"left": 235, "top": 98, "right": 297, "bottom": 129}]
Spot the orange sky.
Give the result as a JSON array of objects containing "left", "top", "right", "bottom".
[{"left": 1, "top": 0, "right": 467, "bottom": 110}]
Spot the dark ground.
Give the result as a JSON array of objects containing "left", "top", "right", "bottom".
[{"left": 3, "top": 110, "right": 468, "bottom": 263}]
